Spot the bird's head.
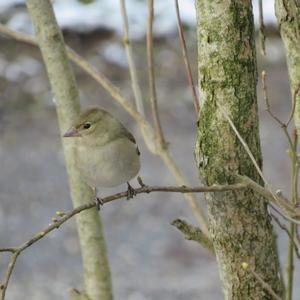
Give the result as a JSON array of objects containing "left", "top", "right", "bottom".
[{"left": 63, "top": 107, "right": 108, "bottom": 138}]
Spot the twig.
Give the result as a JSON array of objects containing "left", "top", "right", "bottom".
[
  {"left": 219, "top": 103, "right": 300, "bottom": 223},
  {"left": 286, "top": 83, "right": 300, "bottom": 126},
  {"left": 147, "top": 0, "right": 167, "bottom": 149},
  {"left": 0, "top": 23, "right": 210, "bottom": 235},
  {"left": 258, "top": 0, "right": 266, "bottom": 56},
  {"left": 242, "top": 263, "right": 283, "bottom": 300},
  {"left": 237, "top": 175, "right": 300, "bottom": 220},
  {"left": 0, "top": 23, "right": 148, "bottom": 129},
  {"left": 159, "top": 149, "right": 209, "bottom": 233},
  {"left": 69, "top": 288, "right": 90, "bottom": 300},
  {"left": 174, "top": 0, "right": 200, "bottom": 114},
  {"left": 218, "top": 103, "right": 265, "bottom": 181},
  {"left": 271, "top": 213, "right": 300, "bottom": 259},
  {"left": 0, "top": 248, "right": 15, "bottom": 253},
  {"left": 262, "top": 70, "right": 300, "bottom": 129},
  {"left": 286, "top": 128, "right": 298, "bottom": 300},
  {"left": 296, "top": 226, "right": 300, "bottom": 245},
  {"left": 171, "top": 219, "right": 214, "bottom": 253},
  {"left": 119, "top": 0, "right": 145, "bottom": 116},
  {"left": 262, "top": 70, "right": 296, "bottom": 157},
  {"left": 262, "top": 70, "right": 285, "bottom": 127},
  {"left": 0, "top": 183, "right": 245, "bottom": 299}
]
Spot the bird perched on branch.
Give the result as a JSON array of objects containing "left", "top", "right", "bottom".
[{"left": 63, "top": 107, "right": 141, "bottom": 204}]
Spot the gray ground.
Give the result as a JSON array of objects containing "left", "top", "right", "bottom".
[{"left": 0, "top": 34, "right": 299, "bottom": 300}]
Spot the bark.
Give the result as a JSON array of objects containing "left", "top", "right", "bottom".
[
  {"left": 195, "top": 1, "right": 283, "bottom": 299},
  {"left": 25, "top": 1, "right": 113, "bottom": 299},
  {"left": 275, "top": 0, "right": 300, "bottom": 131},
  {"left": 275, "top": 2, "right": 300, "bottom": 299}
]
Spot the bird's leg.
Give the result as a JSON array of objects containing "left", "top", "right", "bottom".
[
  {"left": 93, "top": 187, "right": 104, "bottom": 210},
  {"left": 126, "top": 182, "right": 136, "bottom": 200}
]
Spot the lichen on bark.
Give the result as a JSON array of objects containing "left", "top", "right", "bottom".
[
  {"left": 195, "top": 1, "right": 283, "bottom": 299},
  {"left": 275, "top": 0, "right": 300, "bottom": 132}
]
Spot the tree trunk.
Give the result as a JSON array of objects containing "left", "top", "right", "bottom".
[
  {"left": 195, "top": 1, "right": 283, "bottom": 299},
  {"left": 25, "top": 1, "right": 113, "bottom": 299},
  {"left": 275, "top": 1, "right": 300, "bottom": 130}
]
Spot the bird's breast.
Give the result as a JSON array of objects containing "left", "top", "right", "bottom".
[{"left": 75, "top": 138, "right": 140, "bottom": 187}]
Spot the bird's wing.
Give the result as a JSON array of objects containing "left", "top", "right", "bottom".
[{"left": 119, "top": 126, "right": 140, "bottom": 156}]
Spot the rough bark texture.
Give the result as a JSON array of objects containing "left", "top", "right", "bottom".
[
  {"left": 195, "top": 1, "right": 283, "bottom": 299},
  {"left": 25, "top": 1, "right": 113, "bottom": 300},
  {"left": 275, "top": 0, "right": 300, "bottom": 131}
]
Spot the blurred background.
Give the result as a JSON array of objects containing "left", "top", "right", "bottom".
[{"left": 0, "top": 0, "right": 299, "bottom": 299}]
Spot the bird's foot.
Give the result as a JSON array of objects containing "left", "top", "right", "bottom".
[
  {"left": 126, "top": 182, "right": 136, "bottom": 200},
  {"left": 94, "top": 197, "right": 104, "bottom": 210}
]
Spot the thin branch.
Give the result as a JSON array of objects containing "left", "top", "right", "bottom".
[
  {"left": 159, "top": 149, "right": 209, "bottom": 233},
  {"left": 0, "top": 248, "right": 15, "bottom": 253},
  {"left": 286, "top": 83, "right": 300, "bottom": 126},
  {"left": 0, "top": 23, "right": 210, "bottom": 235},
  {"left": 242, "top": 264, "right": 283, "bottom": 300},
  {"left": 0, "top": 23, "right": 148, "bottom": 130},
  {"left": 258, "top": 0, "right": 266, "bottom": 56},
  {"left": 69, "top": 288, "right": 90, "bottom": 300},
  {"left": 0, "top": 252, "right": 20, "bottom": 300},
  {"left": 262, "top": 70, "right": 300, "bottom": 129},
  {"left": 174, "top": 0, "right": 200, "bottom": 114},
  {"left": 0, "top": 182, "right": 245, "bottom": 299},
  {"left": 286, "top": 128, "right": 298, "bottom": 300},
  {"left": 171, "top": 219, "right": 214, "bottom": 253},
  {"left": 271, "top": 213, "right": 300, "bottom": 259},
  {"left": 237, "top": 176, "right": 300, "bottom": 220},
  {"left": 262, "top": 70, "right": 296, "bottom": 160},
  {"left": 218, "top": 103, "right": 265, "bottom": 181},
  {"left": 147, "top": 0, "right": 167, "bottom": 149},
  {"left": 296, "top": 226, "right": 300, "bottom": 245},
  {"left": 262, "top": 68, "right": 300, "bottom": 299},
  {"left": 218, "top": 104, "right": 300, "bottom": 223},
  {"left": 119, "top": 0, "right": 145, "bottom": 116},
  {"left": 262, "top": 70, "right": 285, "bottom": 127}
]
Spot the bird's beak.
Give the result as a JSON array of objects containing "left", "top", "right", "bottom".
[{"left": 63, "top": 127, "right": 81, "bottom": 137}]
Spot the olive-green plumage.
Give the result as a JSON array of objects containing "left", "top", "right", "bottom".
[{"left": 64, "top": 107, "right": 140, "bottom": 188}]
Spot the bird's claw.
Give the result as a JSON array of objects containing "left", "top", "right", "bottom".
[
  {"left": 94, "top": 197, "right": 104, "bottom": 210},
  {"left": 126, "top": 182, "right": 136, "bottom": 200}
]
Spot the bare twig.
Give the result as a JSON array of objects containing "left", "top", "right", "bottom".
[
  {"left": 262, "top": 68, "right": 299, "bottom": 300},
  {"left": 296, "top": 226, "right": 300, "bottom": 245},
  {"left": 271, "top": 213, "right": 300, "bottom": 259},
  {"left": 0, "top": 23, "right": 148, "bottom": 129},
  {"left": 0, "top": 248, "right": 15, "bottom": 253},
  {"left": 0, "top": 23, "right": 210, "bottom": 235},
  {"left": 219, "top": 104, "right": 300, "bottom": 223},
  {"left": 242, "top": 263, "right": 283, "bottom": 300},
  {"left": 171, "top": 219, "right": 214, "bottom": 253},
  {"left": 159, "top": 149, "right": 209, "bottom": 231},
  {"left": 262, "top": 70, "right": 296, "bottom": 155},
  {"left": 174, "top": 0, "right": 200, "bottom": 114},
  {"left": 286, "top": 83, "right": 300, "bottom": 126},
  {"left": 258, "top": 0, "right": 266, "bottom": 56},
  {"left": 0, "top": 182, "right": 245, "bottom": 299},
  {"left": 262, "top": 70, "right": 285, "bottom": 127},
  {"left": 286, "top": 128, "right": 298, "bottom": 300},
  {"left": 237, "top": 175, "right": 300, "bottom": 220},
  {"left": 262, "top": 70, "right": 300, "bottom": 129},
  {"left": 69, "top": 288, "right": 90, "bottom": 300},
  {"left": 147, "top": 0, "right": 167, "bottom": 149},
  {"left": 119, "top": 0, "right": 145, "bottom": 115},
  {"left": 218, "top": 103, "right": 264, "bottom": 181}
]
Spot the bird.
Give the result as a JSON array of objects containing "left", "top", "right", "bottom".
[{"left": 63, "top": 107, "right": 141, "bottom": 206}]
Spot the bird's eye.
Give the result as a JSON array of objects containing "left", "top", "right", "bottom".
[{"left": 83, "top": 122, "right": 91, "bottom": 129}]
